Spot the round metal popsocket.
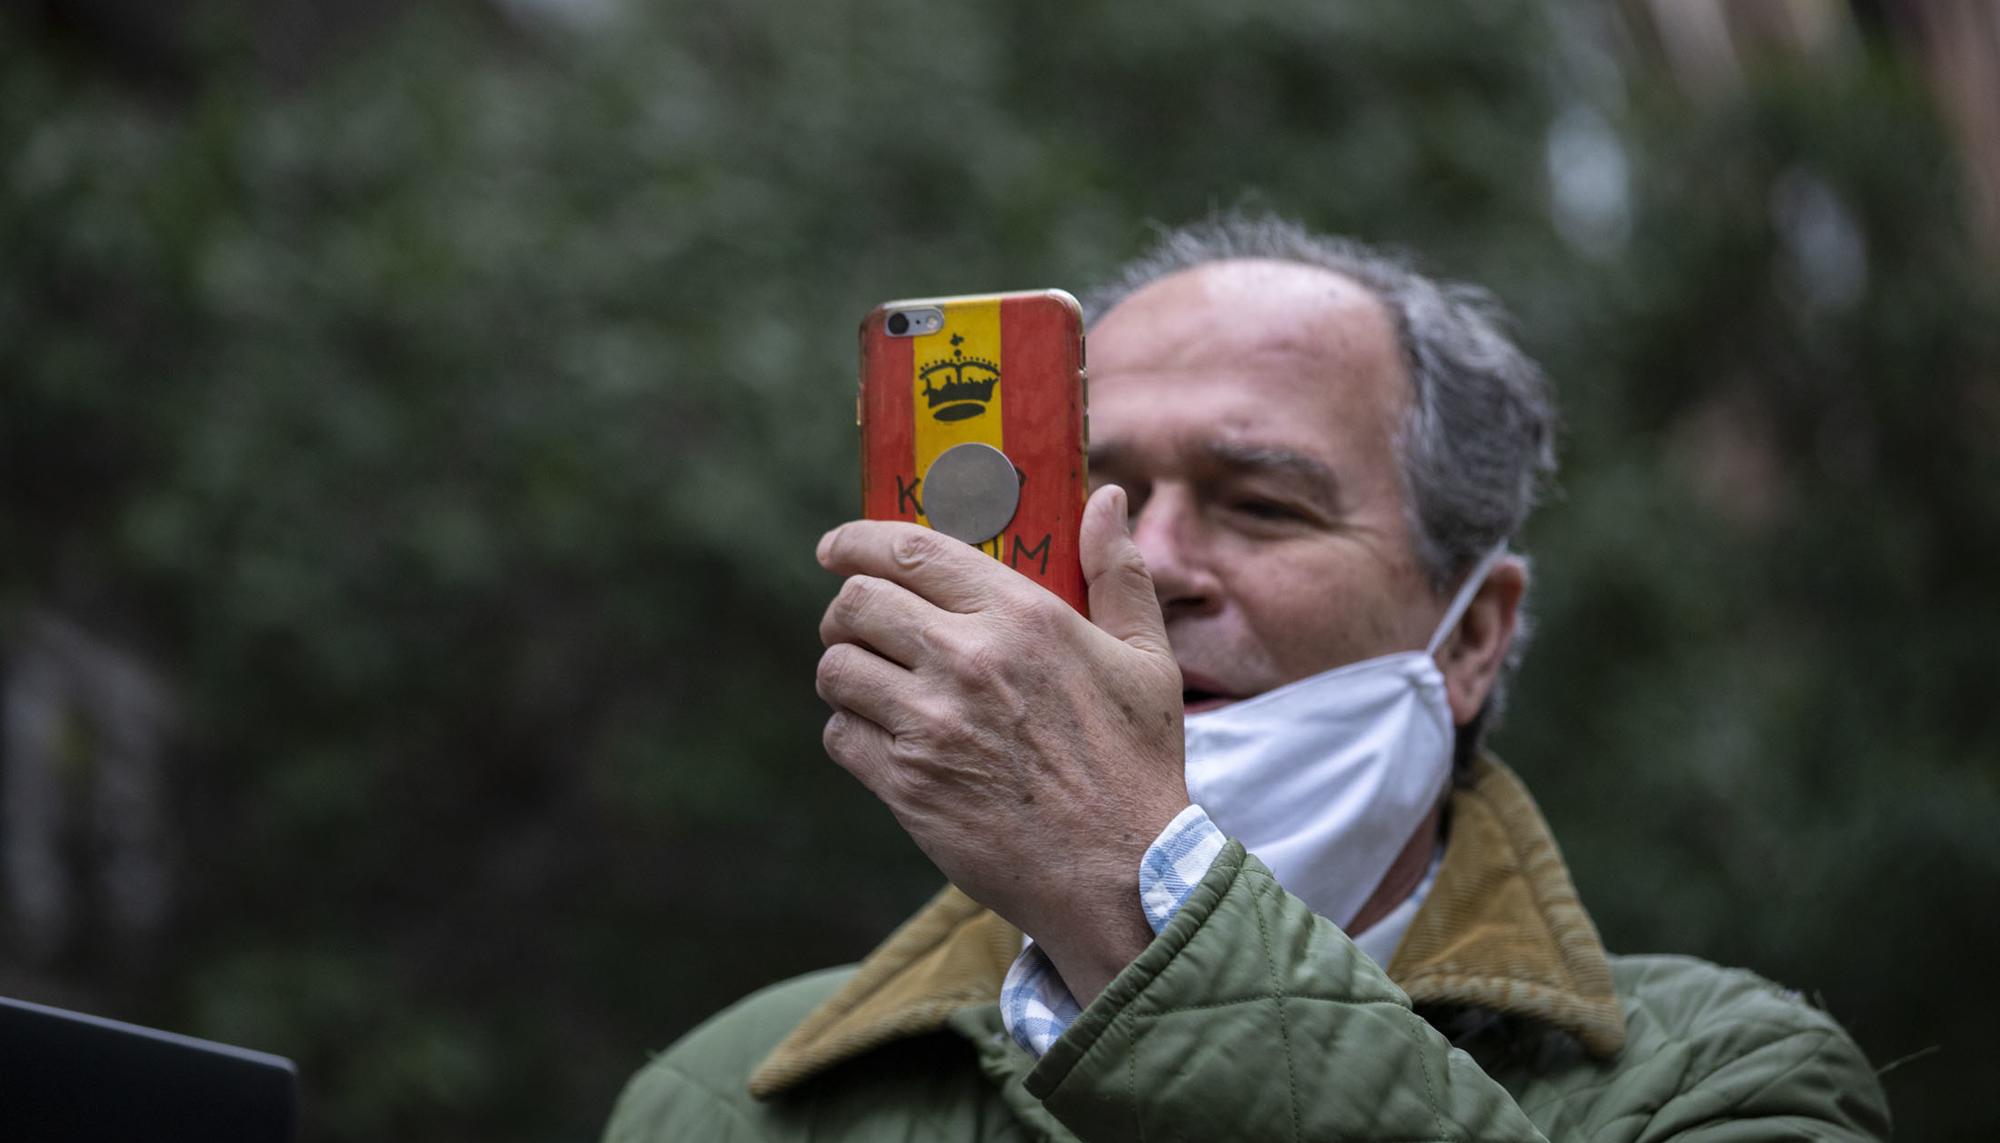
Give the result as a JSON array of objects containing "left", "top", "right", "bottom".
[{"left": 922, "top": 442, "right": 1020, "bottom": 544}]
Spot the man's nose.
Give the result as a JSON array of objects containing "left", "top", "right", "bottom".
[{"left": 1129, "top": 487, "right": 1221, "bottom": 618}]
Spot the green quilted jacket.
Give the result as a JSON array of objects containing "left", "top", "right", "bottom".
[{"left": 603, "top": 759, "right": 1890, "bottom": 1141}]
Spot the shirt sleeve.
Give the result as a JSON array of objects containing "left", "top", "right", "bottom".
[{"left": 1000, "top": 805, "right": 1226, "bottom": 1056}]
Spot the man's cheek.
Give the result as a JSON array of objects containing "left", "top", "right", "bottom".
[{"left": 1248, "top": 604, "right": 1358, "bottom": 684}]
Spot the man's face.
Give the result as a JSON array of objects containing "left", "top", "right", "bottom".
[{"left": 1087, "top": 259, "right": 1446, "bottom": 713}]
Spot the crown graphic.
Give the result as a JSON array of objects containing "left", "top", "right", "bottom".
[{"left": 919, "top": 333, "right": 1000, "bottom": 422}]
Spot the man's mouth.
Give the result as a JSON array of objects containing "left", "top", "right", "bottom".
[{"left": 1179, "top": 671, "right": 1238, "bottom": 715}]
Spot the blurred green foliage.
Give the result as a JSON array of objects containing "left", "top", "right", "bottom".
[{"left": 3, "top": 2, "right": 1996, "bottom": 1140}]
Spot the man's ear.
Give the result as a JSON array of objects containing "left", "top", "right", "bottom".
[{"left": 1438, "top": 557, "right": 1526, "bottom": 727}]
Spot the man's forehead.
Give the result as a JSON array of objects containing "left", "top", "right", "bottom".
[
  {"left": 1089, "top": 259, "right": 1409, "bottom": 447},
  {"left": 1089, "top": 258, "right": 1394, "bottom": 365}
]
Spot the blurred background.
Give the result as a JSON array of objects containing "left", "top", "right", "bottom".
[{"left": 4, "top": 0, "right": 1997, "bottom": 1139}]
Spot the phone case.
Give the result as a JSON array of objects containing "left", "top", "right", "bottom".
[{"left": 859, "top": 290, "right": 1088, "bottom": 613}]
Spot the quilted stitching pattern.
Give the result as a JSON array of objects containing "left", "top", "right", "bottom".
[
  {"left": 1031, "top": 846, "right": 1549, "bottom": 1141},
  {"left": 1496, "top": 957, "right": 1891, "bottom": 1141}
]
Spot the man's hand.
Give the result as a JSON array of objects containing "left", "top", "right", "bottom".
[{"left": 816, "top": 484, "right": 1188, "bottom": 1006}]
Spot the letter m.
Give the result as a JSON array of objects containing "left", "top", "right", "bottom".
[{"left": 1010, "top": 532, "right": 1052, "bottom": 576}]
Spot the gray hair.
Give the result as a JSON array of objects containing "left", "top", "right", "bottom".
[{"left": 1083, "top": 214, "right": 1559, "bottom": 736}]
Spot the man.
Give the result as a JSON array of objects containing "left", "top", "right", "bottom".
[{"left": 603, "top": 217, "right": 1890, "bottom": 1141}]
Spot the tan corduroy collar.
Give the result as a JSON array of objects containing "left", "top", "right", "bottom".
[{"left": 750, "top": 755, "right": 1626, "bottom": 1099}]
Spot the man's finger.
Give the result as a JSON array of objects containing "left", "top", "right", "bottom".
[
  {"left": 815, "top": 642, "right": 922, "bottom": 737},
  {"left": 1079, "top": 485, "right": 1172, "bottom": 659},
  {"left": 818, "top": 520, "right": 1018, "bottom": 614},
  {"left": 821, "top": 708, "right": 896, "bottom": 796},
  {"left": 819, "top": 574, "right": 941, "bottom": 668}
]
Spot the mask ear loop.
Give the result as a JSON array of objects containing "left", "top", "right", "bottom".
[{"left": 1425, "top": 544, "right": 1509, "bottom": 658}]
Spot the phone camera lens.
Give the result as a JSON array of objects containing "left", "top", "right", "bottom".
[{"left": 887, "top": 312, "right": 911, "bottom": 336}]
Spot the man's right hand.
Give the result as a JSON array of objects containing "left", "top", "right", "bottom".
[{"left": 814, "top": 484, "right": 1190, "bottom": 1005}]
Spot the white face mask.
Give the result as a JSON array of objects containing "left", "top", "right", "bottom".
[{"left": 1182, "top": 547, "right": 1506, "bottom": 931}]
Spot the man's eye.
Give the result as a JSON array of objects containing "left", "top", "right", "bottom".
[{"left": 1231, "top": 499, "right": 1300, "bottom": 522}]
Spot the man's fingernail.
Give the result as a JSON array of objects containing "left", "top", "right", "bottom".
[{"left": 817, "top": 528, "right": 837, "bottom": 562}]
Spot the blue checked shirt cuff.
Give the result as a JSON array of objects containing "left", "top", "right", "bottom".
[{"left": 999, "top": 804, "right": 1226, "bottom": 1057}]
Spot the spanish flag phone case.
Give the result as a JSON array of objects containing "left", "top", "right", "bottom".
[{"left": 858, "top": 290, "right": 1088, "bottom": 614}]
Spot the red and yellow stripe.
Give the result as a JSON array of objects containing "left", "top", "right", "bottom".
[{"left": 862, "top": 293, "right": 1085, "bottom": 612}]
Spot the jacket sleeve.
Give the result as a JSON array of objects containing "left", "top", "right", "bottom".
[{"left": 1023, "top": 840, "right": 1552, "bottom": 1141}]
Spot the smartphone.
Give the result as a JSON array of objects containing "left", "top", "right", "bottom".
[{"left": 859, "top": 290, "right": 1088, "bottom": 614}]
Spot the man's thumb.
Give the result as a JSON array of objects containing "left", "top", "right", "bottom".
[{"left": 1080, "top": 485, "right": 1171, "bottom": 657}]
